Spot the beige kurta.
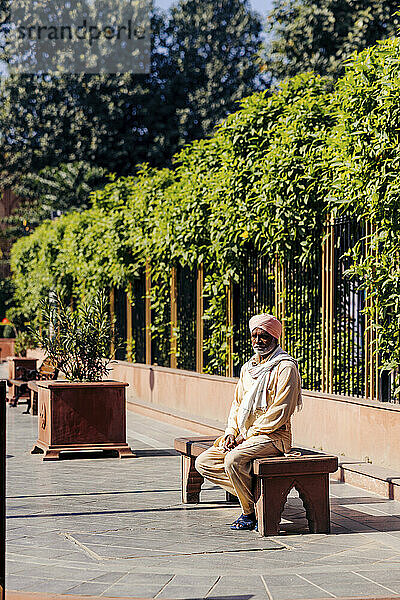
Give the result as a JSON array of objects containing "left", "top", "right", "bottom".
[
  {"left": 215, "top": 356, "right": 301, "bottom": 453},
  {"left": 195, "top": 353, "right": 301, "bottom": 515}
]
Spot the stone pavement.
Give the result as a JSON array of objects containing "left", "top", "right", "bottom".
[{"left": 4, "top": 380, "right": 400, "bottom": 598}]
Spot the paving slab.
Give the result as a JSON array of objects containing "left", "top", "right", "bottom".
[{"left": 4, "top": 361, "right": 400, "bottom": 600}]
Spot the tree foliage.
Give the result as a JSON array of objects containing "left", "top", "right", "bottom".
[
  {"left": 9, "top": 38, "right": 400, "bottom": 392},
  {"left": 9, "top": 72, "right": 336, "bottom": 372},
  {"left": 0, "top": 163, "right": 111, "bottom": 307},
  {"left": 4, "top": 161, "right": 110, "bottom": 234},
  {"left": 0, "top": 1, "right": 264, "bottom": 188},
  {"left": 265, "top": 0, "right": 400, "bottom": 80},
  {"left": 159, "top": 0, "right": 264, "bottom": 148},
  {"left": 328, "top": 39, "right": 400, "bottom": 388}
]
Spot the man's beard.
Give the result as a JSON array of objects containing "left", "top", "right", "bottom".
[{"left": 253, "top": 340, "right": 277, "bottom": 356}]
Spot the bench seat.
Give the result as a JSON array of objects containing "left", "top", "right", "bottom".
[
  {"left": 174, "top": 436, "right": 338, "bottom": 536},
  {"left": 7, "top": 379, "right": 30, "bottom": 405},
  {"left": 7, "top": 358, "right": 38, "bottom": 405},
  {"left": 22, "top": 360, "right": 59, "bottom": 415},
  {"left": 8, "top": 379, "right": 29, "bottom": 388}
]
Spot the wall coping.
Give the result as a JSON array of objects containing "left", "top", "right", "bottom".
[
  {"left": 301, "top": 389, "right": 400, "bottom": 412},
  {"left": 113, "top": 360, "right": 238, "bottom": 384},
  {"left": 127, "top": 397, "right": 224, "bottom": 434}
]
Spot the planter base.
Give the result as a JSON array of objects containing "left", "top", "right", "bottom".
[{"left": 31, "top": 440, "right": 135, "bottom": 461}]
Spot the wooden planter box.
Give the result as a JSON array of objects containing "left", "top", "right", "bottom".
[
  {"left": 7, "top": 356, "right": 38, "bottom": 403},
  {"left": 0, "top": 339, "right": 15, "bottom": 362},
  {"left": 31, "top": 380, "right": 135, "bottom": 461}
]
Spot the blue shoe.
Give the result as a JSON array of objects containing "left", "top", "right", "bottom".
[{"left": 230, "top": 513, "right": 256, "bottom": 530}]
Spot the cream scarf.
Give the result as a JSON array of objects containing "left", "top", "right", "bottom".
[{"left": 237, "top": 345, "right": 302, "bottom": 437}]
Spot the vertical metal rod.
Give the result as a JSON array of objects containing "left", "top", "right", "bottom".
[
  {"left": 308, "top": 265, "right": 310, "bottom": 389},
  {"left": 359, "top": 228, "right": 363, "bottom": 396},
  {"left": 280, "top": 260, "right": 284, "bottom": 350},
  {"left": 359, "top": 221, "right": 365, "bottom": 397},
  {"left": 306, "top": 260, "right": 310, "bottom": 388},
  {"left": 311, "top": 257, "right": 314, "bottom": 389},
  {"left": 369, "top": 222, "right": 374, "bottom": 400},
  {"left": 0, "top": 380, "right": 6, "bottom": 600},
  {"left": 321, "top": 215, "right": 334, "bottom": 394},
  {"left": 328, "top": 214, "right": 335, "bottom": 394},
  {"left": 170, "top": 267, "right": 178, "bottom": 369},
  {"left": 196, "top": 263, "right": 204, "bottom": 373},
  {"left": 347, "top": 220, "right": 351, "bottom": 396},
  {"left": 373, "top": 221, "right": 379, "bottom": 401},
  {"left": 275, "top": 255, "right": 286, "bottom": 350},
  {"left": 321, "top": 221, "right": 327, "bottom": 392},
  {"left": 109, "top": 287, "right": 115, "bottom": 358},
  {"left": 349, "top": 222, "right": 353, "bottom": 394},
  {"left": 274, "top": 253, "right": 279, "bottom": 321},
  {"left": 145, "top": 259, "right": 152, "bottom": 365},
  {"left": 363, "top": 226, "right": 368, "bottom": 400},
  {"left": 366, "top": 303, "right": 371, "bottom": 398},
  {"left": 369, "top": 221, "right": 373, "bottom": 401},
  {"left": 317, "top": 245, "right": 322, "bottom": 390},
  {"left": 364, "top": 222, "right": 372, "bottom": 401},
  {"left": 350, "top": 221, "right": 355, "bottom": 395},
  {"left": 341, "top": 221, "right": 345, "bottom": 394},
  {"left": 338, "top": 221, "right": 343, "bottom": 394},
  {"left": 126, "top": 283, "right": 133, "bottom": 362},
  {"left": 226, "top": 281, "right": 234, "bottom": 377}
]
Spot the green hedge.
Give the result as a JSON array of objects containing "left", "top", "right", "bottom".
[{"left": 10, "top": 39, "right": 400, "bottom": 388}]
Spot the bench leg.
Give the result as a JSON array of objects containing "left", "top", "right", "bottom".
[
  {"left": 181, "top": 455, "right": 204, "bottom": 503},
  {"left": 10, "top": 384, "right": 29, "bottom": 407},
  {"left": 255, "top": 474, "right": 331, "bottom": 536},
  {"left": 296, "top": 474, "right": 331, "bottom": 534},
  {"left": 23, "top": 393, "right": 32, "bottom": 414},
  {"left": 32, "top": 391, "right": 38, "bottom": 416},
  {"left": 255, "top": 476, "right": 289, "bottom": 536}
]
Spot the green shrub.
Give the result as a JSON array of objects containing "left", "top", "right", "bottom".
[
  {"left": 14, "top": 332, "right": 35, "bottom": 357},
  {"left": 2, "top": 324, "right": 14, "bottom": 338},
  {"left": 32, "top": 290, "right": 114, "bottom": 382}
]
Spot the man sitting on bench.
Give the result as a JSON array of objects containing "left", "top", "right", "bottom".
[{"left": 195, "top": 313, "right": 302, "bottom": 531}]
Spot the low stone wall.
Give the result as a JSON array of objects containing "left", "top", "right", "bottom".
[
  {"left": 109, "top": 360, "right": 400, "bottom": 473},
  {"left": 112, "top": 361, "right": 236, "bottom": 426},
  {"left": 26, "top": 351, "right": 400, "bottom": 475},
  {"left": 295, "top": 390, "right": 400, "bottom": 472}
]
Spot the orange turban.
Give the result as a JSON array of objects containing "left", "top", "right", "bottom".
[{"left": 249, "top": 313, "right": 282, "bottom": 340}]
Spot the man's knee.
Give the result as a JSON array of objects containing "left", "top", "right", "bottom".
[{"left": 224, "top": 450, "right": 239, "bottom": 473}]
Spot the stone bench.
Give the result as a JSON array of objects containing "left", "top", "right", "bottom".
[
  {"left": 6, "top": 357, "right": 38, "bottom": 406},
  {"left": 7, "top": 378, "right": 31, "bottom": 407},
  {"left": 174, "top": 436, "right": 338, "bottom": 536},
  {"left": 9, "top": 359, "right": 59, "bottom": 414}
]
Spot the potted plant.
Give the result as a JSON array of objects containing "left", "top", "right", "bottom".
[
  {"left": 14, "top": 331, "right": 35, "bottom": 357},
  {"left": 30, "top": 291, "right": 135, "bottom": 460}
]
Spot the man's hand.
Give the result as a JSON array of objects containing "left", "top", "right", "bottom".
[
  {"left": 223, "top": 433, "right": 245, "bottom": 451},
  {"left": 222, "top": 434, "right": 236, "bottom": 451}
]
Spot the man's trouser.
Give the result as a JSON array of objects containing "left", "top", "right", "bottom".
[{"left": 195, "top": 435, "right": 283, "bottom": 515}]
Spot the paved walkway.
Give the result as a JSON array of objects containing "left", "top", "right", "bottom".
[{"left": 4, "top": 378, "right": 400, "bottom": 598}]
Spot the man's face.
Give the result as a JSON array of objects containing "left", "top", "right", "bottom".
[{"left": 251, "top": 327, "right": 276, "bottom": 355}]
